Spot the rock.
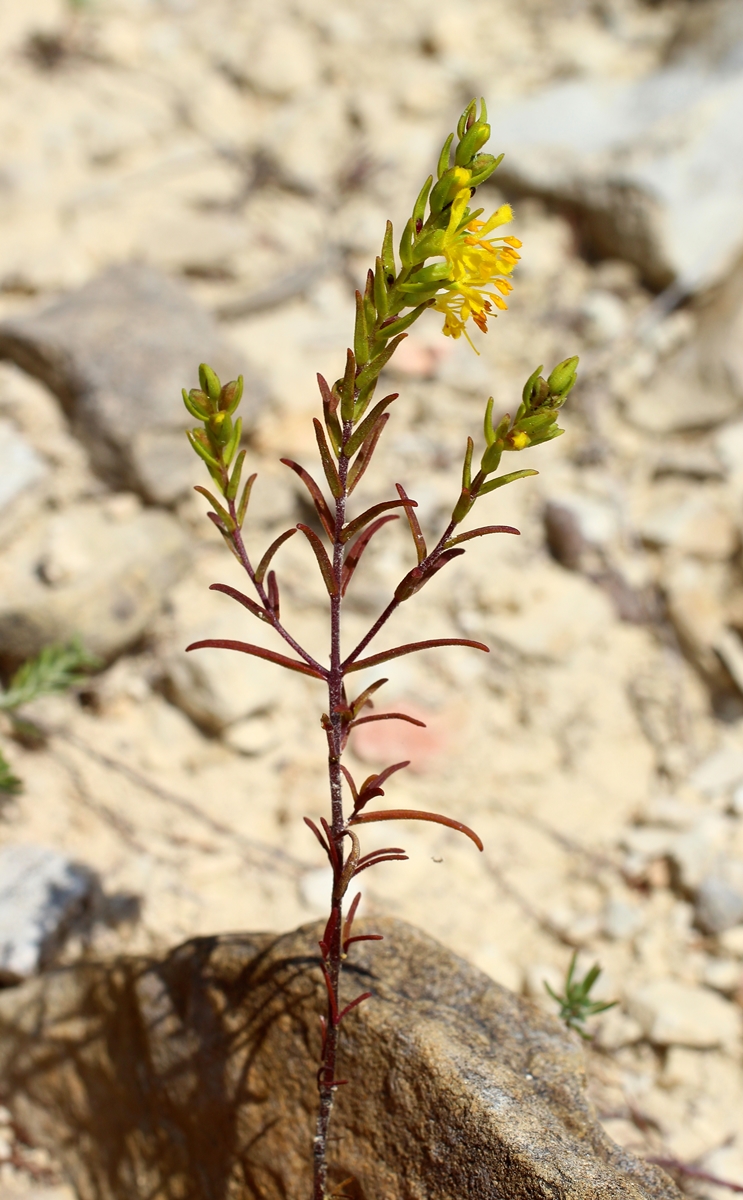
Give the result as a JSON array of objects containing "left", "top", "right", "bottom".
[
  {"left": 0, "top": 844, "right": 93, "bottom": 984},
  {"left": 158, "top": 577, "right": 291, "bottom": 733},
  {"left": 0, "top": 497, "right": 189, "bottom": 667},
  {"left": 689, "top": 747, "right": 743, "bottom": 795},
  {"left": 603, "top": 898, "right": 646, "bottom": 942},
  {"left": 703, "top": 957, "right": 743, "bottom": 997},
  {"left": 638, "top": 487, "right": 738, "bottom": 560},
  {"left": 0, "top": 919, "right": 681, "bottom": 1200},
  {"left": 491, "top": 60, "right": 743, "bottom": 292},
  {"left": 0, "top": 264, "right": 264, "bottom": 504},
  {"left": 694, "top": 862, "right": 743, "bottom": 934},
  {"left": 0, "top": 419, "right": 46, "bottom": 516},
  {"left": 670, "top": 814, "right": 730, "bottom": 892},
  {"left": 628, "top": 979, "right": 740, "bottom": 1048}
]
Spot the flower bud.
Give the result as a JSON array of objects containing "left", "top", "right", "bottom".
[
  {"left": 429, "top": 166, "right": 472, "bottom": 217},
  {"left": 547, "top": 356, "right": 579, "bottom": 398},
  {"left": 199, "top": 363, "right": 222, "bottom": 404},
  {"left": 455, "top": 121, "right": 490, "bottom": 167}
]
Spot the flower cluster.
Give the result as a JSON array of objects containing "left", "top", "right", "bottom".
[{"left": 434, "top": 187, "right": 522, "bottom": 347}]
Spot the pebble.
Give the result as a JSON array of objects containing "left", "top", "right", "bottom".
[
  {"left": 0, "top": 844, "right": 94, "bottom": 981},
  {"left": 627, "top": 979, "right": 740, "bottom": 1048},
  {"left": 694, "top": 864, "right": 743, "bottom": 935}
]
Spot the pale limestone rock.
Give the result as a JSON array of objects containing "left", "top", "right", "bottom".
[
  {"left": 0, "top": 844, "right": 93, "bottom": 983},
  {"left": 0, "top": 499, "right": 188, "bottom": 666},
  {"left": 628, "top": 979, "right": 740, "bottom": 1047},
  {"left": 638, "top": 487, "right": 738, "bottom": 560}
]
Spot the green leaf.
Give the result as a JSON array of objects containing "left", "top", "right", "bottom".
[
  {"left": 187, "top": 430, "right": 222, "bottom": 473},
  {"left": 344, "top": 393, "right": 397, "bottom": 458},
  {"left": 313, "top": 419, "right": 343, "bottom": 498},
  {"left": 193, "top": 486, "right": 234, "bottom": 532},
  {"left": 437, "top": 133, "right": 454, "bottom": 180},
  {"left": 226, "top": 449, "right": 246, "bottom": 502},
  {"left": 237, "top": 472, "right": 257, "bottom": 528},
  {"left": 297, "top": 524, "right": 338, "bottom": 596},
  {"left": 381, "top": 220, "right": 396, "bottom": 279},
  {"left": 0, "top": 640, "right": 99, "bottom": 712},
  {"left": 478, "top": 469, "right": 539, "bottom": 495},
  {"left": 354, "top": 291, "right": 370, "bottom": 367},
  {"left": 0, "top": 748, "right": 22, "bottom": 795}
]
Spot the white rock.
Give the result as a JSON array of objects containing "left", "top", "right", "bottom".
[
  {"left": 671, "top": 815, "right": 730, "bottom": 891},
  {"left": 690, "top": 748, "right": 743, "bottom": 795},
  {"left": 490, "top": 62, "right": 743, "bottom": 292},
  {"left": 703, "top": 957, "right": 743, "bottom": 996},
  {"left": 0, "top": 844, "right": 93, "bottom": 981},
  {"left": 0, "top": 419, "right": 46, "bottom": 513},
  {"left": 160, "top": 578, "right": 290, "bottom": 733},
  {"left": 638, "top": 489, "right": 738, "bottom": 560},
  {"left": 695, "top": 862, "right": 743, "bottom": 934},
  {"left": 628, "top": 979, "right": 740, "bottom": 1047},
  {"left": 593, "top": 1008, "right": 643, "bottom": 1051},
  {"left": 579, "top": 289, "right": 628, "bottom": 345},
  {"left": 475, "top": 563, "right": 613, "bottom": 664},
  {"left": 298, "top": 867, "right": 334, "bottom": 915},
  {"left": 719, "top": 925, "right": 743, "bottom": 957},
  {"left": 603, "top": 898, "right": 645, "bottom": 941},
  {"left": 0, "top": 500, "right": 188, "bottom": 664}
]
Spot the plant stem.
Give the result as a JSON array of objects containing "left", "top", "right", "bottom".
[{"left": 313, "top": 430, "right": 351, "bottom": 1200}]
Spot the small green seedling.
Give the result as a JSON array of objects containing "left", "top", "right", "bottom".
[
  {"left": 0, "top": 639, "right": 99, "bottom": 794},
  {"left": 545, "top": 951, "right": 618, "bottom": 1038}
]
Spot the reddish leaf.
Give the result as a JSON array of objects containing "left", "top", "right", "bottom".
[
  {"left": 347, "top": 413, "right": 389, "bottom": 494},
  {"left": 341, "top": 515, "right": 398, "bottom": 597},
  {"left": 350, "top": 711, "right": 426, "bottom": 731},
  {"left": 297, "top": 524, "right": 338, "bottom": 596},
  {"left": 342, "top": 890, "right": 362, "bottom": 949},
  {"left": 349, "top": 808, "right": 484, "bottom": 851},
  {"left": 345, "top": 638, "right": 488, "bottom": 674},
  {"left": 445, "top": 524, "right": 520, "bottom": 548},
  {"left": 209, "top": 582, "right": 267, "bottom": 622},
  {"left": 281, "top": 458, "right": 335, "bottom": 538},
  {"left": 339, "top": 764, "right": 360, "bottom": 805},
  {"left": 396, "top": 483, "right": 427, "bottom": 563},
  {"left": 313, "top": 418, "right": 342, "bottom": 498},
  {"left": 353, "top": 852, "right": 409, "bottom": 876},
  {"left": 186, "top": 638, "right": 326, "bottom": 679},
  {"left": 341, "top": 498, "right": 417, "bottom": 545},
  {"left": 255, "top": 528, "right": 297, "bottom": 585},
  {"left": 357, "top": 760, "right": 410, "bottom": 805},
  {"left": 304, "top": 816, "right": 330, "bottom": 855},
  {"left": 337, "top": 991, "right": 372, "bottom": 1025},
  {"left": 349, "top": 678, "right": 388, "bottom": 718},
  {"left": 266, "top": 570, "right": 280, "bottom": 617}
]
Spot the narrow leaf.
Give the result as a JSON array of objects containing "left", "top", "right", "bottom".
[
  {"left": 375, "top": 302, "right": 430, "bottom": 343},
  {"left": 347, "top": 413, "right": 390, "bottom": 494},
  {"left": 187, "top": 430, "right": 221, "bottom": 472},
  {"left": 226, "top": 449, "right": 246, "bottom": 501},
  {"left": 373, "top": 258, "right": 388, "bottom": 320},
  {"left": 342, "top": 891, "right": 362, "bottom": 948},
  {"left": 186, "top": 638, "right": 326, "bottom": 679},
  {"left": 445, "top": 525, "right": 520, "bottom": 548},
  {"left": 355, "top": 334, "right": 406, "bottom": 398},
  {"left": 280, "top": 459, "right": 334, "bottom": 538},
  {"left": 341, "top": 515, "right": 398, "bottom": 597},
  {"left": 350, "top": 712, "right": 426, "bottom": 730},
  {"left": 313, "top": 419, "right": 342, "bottom": 498},
  {"left": 209, "top": 582, "right": 267, "bottom": 623},
  {"left": 381, "top": 220, "right": 395, "bottom": 278},
  {"left": 255, "top": 528, "right": 297, "bottom": 585},
  {"left": 354, "top": 291, "right": 369, "bottom": 367},
  {"left": 349, "top": 678, "right": 388, "bottom": 718},
  {"left": 395, "top": 483, "right": 426, "bottom": 563},
  {"left": 340, "top": 347, "right": 356, "bottom": 424},
  {"left": 349, "top": 808, "right": 484, "bottom": 851},
  {"left": 437, "top": 133, "right": 454, "bottom": 179},
  {"left": 345, "top": 933, "right": 385, "bottom": 948},
  {"left": 462, "top": 436, "right": 474, "bottom": 490},
  {"left": 345, "top": 638, "right": 489, "bottom": 674},
  {"left": 340, "top": 764, "right": 360, "bottom": 804},
  {"left": 237, "top": 472, "right": 257, "bottom": 527},
  {"left": 337, "top": 991, "right": 372, "bottom": 1025},
  {"left": 355, "top": 846, "right": 407, "bottom": 869},
  {"left": 479, "top": 469, "right": 539, "bottom": 495},
  {"left": 304, "top": 815, "right": 330, "bottom": 855},
  {"left": 353, "top": 853, "right": 409, "bottom": 876},
  {"left": 344, "top": 393, "right": 398, "bottom": 458},
  {"left": 297, "top": 524, "right": 338, "bottom": 596},
  {"left": 267, "top": 570, "right": 280, "bottom": 617},
  {"left": 194, "top": 485, "right": 235, "bottom": 531},
  {"left": 341, "top": 498, "right": 417, "bottom": 545}
]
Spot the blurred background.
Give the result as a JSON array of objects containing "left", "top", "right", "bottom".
[{"left": 2, "top": 0, "right": 743, "bottom": 1194}]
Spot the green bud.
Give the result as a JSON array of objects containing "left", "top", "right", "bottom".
[
  {"left": 199, "top": 363, "right": 222, "bottom": 404},
  {"left": 455, "top": 121, "right": 490, "bottom": 167},
  {"left": 522, "top": 365, "right": 544, "bottom": 407},
  {"left": 220, "top": 376, "right": 243, "bottom": 414},
  {"left": 209, "top": 411, "right": 233, "bottom": 446},
  {"left": 468, "top": 152, "right": 502, "bottom": 188},
  {"left": 547, "top": 356, "right": 579, "bottom": 398},
  {"left": 481, "top": 441, "right": 503, "bottom": 474},
  {"left": 429, "top": 166, "right": 473, "bottom": 217}
]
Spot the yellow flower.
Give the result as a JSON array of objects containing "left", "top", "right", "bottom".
[{"left": 433, "top": 187, "right": 522, "bottom": 349}]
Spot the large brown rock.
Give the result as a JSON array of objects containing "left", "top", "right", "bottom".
[
  {"left": 0, "top": 264, "right": 265, "bottom": 504},
  {"left": 0, "top": 918, "right": 679, "bottom": 1200}
]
